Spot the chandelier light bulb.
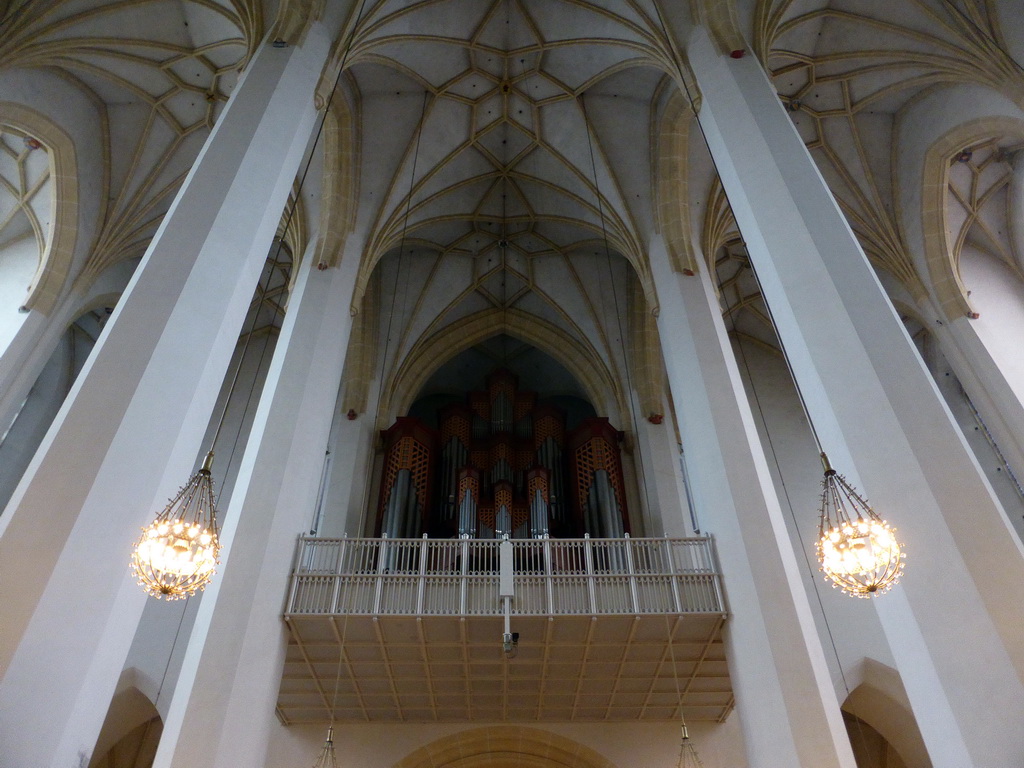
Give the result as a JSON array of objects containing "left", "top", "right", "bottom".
[
  {"left": 131, "top": 451, "right": 222, "bottom": 600},
  {"left": 816, "top": 453, "right": 905, "bottom": 598}
]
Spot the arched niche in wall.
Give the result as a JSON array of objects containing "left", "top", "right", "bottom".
[
  {"left": 841, "top": 659, "right": 930, "bottom": 768},
  {"left": 0, "top": 106, "right": 78, "bottom": 321},
  {"left": 375, "top": 336, "right": 635, "bottom": 541},
  {"left": 391, "top": 726, "right": 616, "bottom": 768},
  {"left": 88, "top": 680, "right": 162, "bottom": 768}
]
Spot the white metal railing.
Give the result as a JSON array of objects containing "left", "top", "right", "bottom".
[{"left": 285, "top": 535, "right": 726, "bottom": 617}]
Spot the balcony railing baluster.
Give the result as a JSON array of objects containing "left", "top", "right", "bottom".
[{"left": 286, "top": 536, "right": 726, "bottom": 618}]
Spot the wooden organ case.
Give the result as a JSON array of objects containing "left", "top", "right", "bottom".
[{"left": 376, "top": 369, "right": 630, "bottom": 539}]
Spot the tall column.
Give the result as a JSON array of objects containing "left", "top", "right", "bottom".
[
  {"left": 322, "top": 403, "right": 378, "bottom": 538},
  {"left": 154, "top": 236, "right": 360, "bottom": 768},
  {"left": 650, "top": 236, "right": 856, "bottom": 768},
  {"left": 630, "top": 396, "right": 693, "bottom": 537},
  {"left": 688, "top": 25, "right": 1024, "bottom": 764},
  {"left": 0, "top": 28, "right": 330, "bottom": 768}
]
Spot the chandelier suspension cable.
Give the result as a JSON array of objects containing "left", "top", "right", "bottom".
[
  {"left": 649, "top": 1, "right": 904, "bottom": 599},
  {"left": 209, "top": 0, "right": 371, "bottom": 462},
  {"left": 716, "top": 250, "right": 849, "bottom": 676},
  {"left": 664, "top": 614, "right": 706, "bottom": 768},
  {"left": 310, "top": 370, "right": 348, "bottom": 536},
  {"left": 717, "top": 256, "right": 881, "bottom": 768},
  {"left": 309, "top": 613, "right": 350, "bottom": 768},
  {"left": 352, "top": 84, "right": 429, "bottom": 539},
  {"left": 578, "top": 93, "right": 657, "bottom": 536},
  {"left": 500, "top": 108, "right": 509, "bottom": 366},
  {"left": 131, "top": 0, "right": 371, "bottom": 600},
  {"left": 369, "top": 89, "right": 430, "bottom": 436},
  {"left": 499, "top": 0, "right": 507, "bottom": 364}
]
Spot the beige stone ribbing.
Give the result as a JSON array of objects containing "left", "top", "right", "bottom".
[
  {"left": 391, "top": 726, "right": 616, "bottom": 768},
  {"left": 919, "top": 116, "right": 1024, "bottom": 320},
  {"left": 0, "top": 104, "right": 78, "bottom": 315}
]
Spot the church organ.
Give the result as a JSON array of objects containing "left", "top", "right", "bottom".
[{"left": 376, "top": 370, "right": 630, "bottom": 539}]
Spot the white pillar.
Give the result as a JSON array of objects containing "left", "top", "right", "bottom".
[
  {"left": 689, "top": 26, "right": 1024, "bottom": 765},
  {"left": 0, "top": 29, "right": 330, "bottom": 768},
  {"left": 650, "top": 236, "right": 856, "bottom": 768},
  {"left": 321, "top": 410, "right": 376, "bottom": 537},
  {"left": 155, "top": 236, "right": 360, "bottom": 768},
  {"left": 631, "top": 397, "right": 694, "bottom": 537}
]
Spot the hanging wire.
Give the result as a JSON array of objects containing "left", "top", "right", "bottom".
[
  {"left": 500, "top": 0, "right": 510, "bottom": 365},
  {"left": 310, "top": 614, "right": 350, "bottom": 768},
  {"left": 131, "top": 0, "right": 370, "bottom": 603},
  {"left": 370, "top": 89, "right": 430, "bottom": 431},
  {"left": 357, "top": 89, "right": 429, "bottom": 537},
  {"left": 717, "top": 246, "right": 851, "bottom": 677},
  {"left": 664, "top": 614, "right": 705, "bottom": 768},
  {"left": 578, "top": 92, "right": 657, "bottom": 537},
  {"left": 645, "top": 4, "right": 890, "bottom": 755},
  {"left": 717, "top": 249, "right": 882, "bottom": 756},
  {"left": 309, "top": 370, "right": 349, "bottom": 536}
]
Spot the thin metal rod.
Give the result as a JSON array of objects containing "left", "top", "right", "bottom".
[
  {"left": 650, "top": 1, "right": 825, "bottom": 455},
  {"left": 648, "top": 0, "right": 856, "bottom": 708},
  {"left": 371, "top": 89, "right": 431, "bottom": 427},
  {"left": 208, "top": 0, "right": 370, "bottom": 452},
  {"left": 578, "top": 92, "right": 657, "bottom": 536}
]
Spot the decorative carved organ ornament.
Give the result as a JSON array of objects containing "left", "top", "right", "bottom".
[{"left": 376, "top": 370, "right": 629, "bottom": 539}]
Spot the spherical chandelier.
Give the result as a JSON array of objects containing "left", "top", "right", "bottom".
[
  {"left": 816, "top": 453, "right": 904, "bottom": 598},
  {"left": 131, "top": 451, "right": 221, "bottom": 600}
]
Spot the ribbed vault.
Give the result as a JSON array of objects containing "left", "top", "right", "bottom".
[
  {"left": 753, "top": 0, "right": 1024, "bottom": 307},
  {"left": 382, "top": 306, "right": 625, "bottom": 428},
  {"left": 336, "top": 0, "right": 700, "bottom": 313},
  {"left": 0, "top": 0, "right": 258, "bottom": 296}
]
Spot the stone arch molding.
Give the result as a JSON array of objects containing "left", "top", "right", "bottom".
[
  {"left": 312, "top": 90, "right": 359, "bottom": 271},
  {"left": 382, "top": 308, "right": 627, "bottom": 430},
  {"left": 392, "top": 726, "right": 617, "bottom": 768},
  {"left": 654, "top": 89, "right": 700, "bottom": 277},
  {"left": 0, "top": 102, "right": 78, "bottom": 316},
  {"left": 920, "top": 116, "right": 1024, "bottom": 320}
]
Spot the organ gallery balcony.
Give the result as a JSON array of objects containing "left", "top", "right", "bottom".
[{"left": 278, "top": 535, "right": 732, "bottom": 725}]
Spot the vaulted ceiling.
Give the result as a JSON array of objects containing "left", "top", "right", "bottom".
[
  {"left": 1, "top": 0, "right": 1022, "bottom": 415},
  {"left": 332, "top": 0, "right": 687, "bottom": 421}
]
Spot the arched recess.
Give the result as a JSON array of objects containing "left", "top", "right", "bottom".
[
  {"left": 381, "top": 308, "right": 627, "bottom": 430},
  {"left": 841, "top": 659, "right": 930, "bottom": 768},
  {"left": 89, "top": 678, "right": 162, "bottom": 768},
  {"left": 0, "top": 102, "right": 78, "bottom": 316},
  {"left": 919, "top": 115, "right": 1024, "bottom": 320},
  {"left": 392, "top": 726, "right": 616, "bottom": 768}
]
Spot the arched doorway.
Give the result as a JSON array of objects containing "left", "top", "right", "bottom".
[{"left": 392, "top": 726, "right": 616, "bottom": 768}]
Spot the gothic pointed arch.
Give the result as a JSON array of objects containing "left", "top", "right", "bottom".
[
  {"left": 312, "top": 87, "right": 360, "bottom": 271},
  {"left": 392, "top": 726, "right": 617, "bottom": 768},
  {"left": 382, "top": 307, "right": 626, "bottom": 429},
  {"left": 0, "top": 103, "right": 78, "bottom": 315},
  {"left": 920, "top": 116, "right": 1024, "bottom": 319}
]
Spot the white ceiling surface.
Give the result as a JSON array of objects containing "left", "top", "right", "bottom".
[
  {"left": 0, "top": 0, "right": 253, "bottom": 284},
  {"left": 763, "top": 0, "right": 1022, "bottom": 289},
  {"left": 2, "top": 0, "right": 1014, "bottom": 403},
  {"left": 349, "top": 0, "right": 671, "bottom": 262},
  {"left": 344, "top": 0, "right": 684, "bottom": 414}
]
